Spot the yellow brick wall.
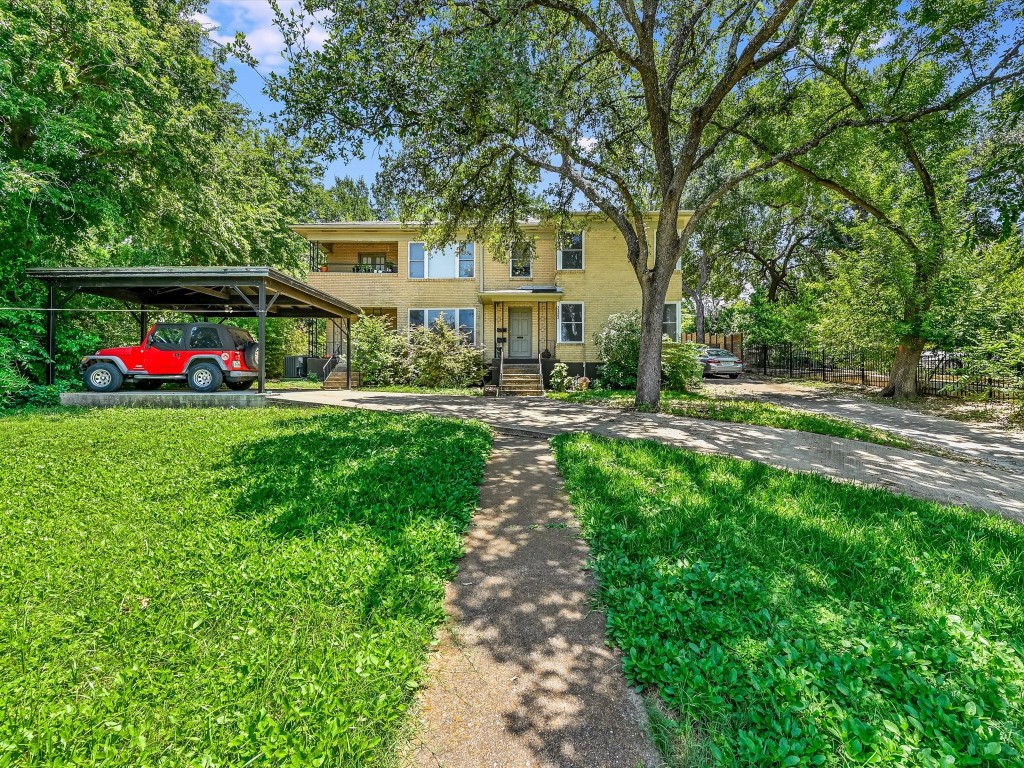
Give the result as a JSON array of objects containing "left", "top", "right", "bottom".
[{"left": 302, "top": 219, "right": 686, "bottom": 364}]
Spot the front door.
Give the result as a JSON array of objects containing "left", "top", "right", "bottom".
[{"left": 508, "top": 308, "right": 532, "bottom": 358}]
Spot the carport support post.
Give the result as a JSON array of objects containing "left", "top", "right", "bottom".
[
  {"left": 45, "top": 284, "right": 56, "bottom": 385},
  {"left": 345, "top": 316, "right": 352, "bottom": 389},
  {"left": 257, "top": 282, "right": 266, "bottom": 394},
  {"left": 139, "top": 307, "right": 148, "bottom": 344}
]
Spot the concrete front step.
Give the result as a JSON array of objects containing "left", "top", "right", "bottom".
[
  {"left": 503, "top": 367, "right": 541, "bottom": 374},
  {"left": 499, "top": 390, "right": 545, "bottom": 396}
]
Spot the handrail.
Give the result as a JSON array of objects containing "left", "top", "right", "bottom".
[
  {"left": 537, "top": 352, "right": 544, "bottom": 394},
  {"left": 498, "top": 352, "right": 504, "bottom": 388}
]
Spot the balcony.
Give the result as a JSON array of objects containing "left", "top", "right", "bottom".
[{"left": 308, "top": 241, "right": 401, "bottom": 275}]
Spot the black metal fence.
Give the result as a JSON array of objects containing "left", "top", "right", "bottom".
[{"left": 742, "top": 343, "right": 1023, "bottom": 403}]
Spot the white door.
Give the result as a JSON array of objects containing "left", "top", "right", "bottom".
[{"left": 508, "top": 308, "right": 532, "bottom": 358}]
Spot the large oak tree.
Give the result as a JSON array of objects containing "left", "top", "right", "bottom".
[{"left": 270, "top": 0, "right": 1022, "bottom": 405}]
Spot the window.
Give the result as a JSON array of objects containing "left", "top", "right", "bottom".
[
  {"left": 558, "top": 302, "right": 584, "bottom": 343},
  {"left": 409, "top": 308, "right": 476, "bottom": 344},
  {"left": 510, "top": 243, "right": 533, "bottom": 278},
  {"left": 662, "top": 303, "right": 680, "bottom": 342},
  {"left": 409, "top": 243, "right": 425, "bottom": 278},
  {"left": 557, "top": 232, "right": 584, "bottom": 270},
  {"left": 409, "top": 242, "right": 475, "bottom": 279},
  {"left": 149, "top": 325, "right": 184, "bottom": 349},
  {"left": 189, "top": 326, "right": 222, "bottom": 349}
]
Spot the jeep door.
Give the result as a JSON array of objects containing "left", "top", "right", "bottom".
[{"left": 142, "top": 325, "right": 186, "bottom": 373}]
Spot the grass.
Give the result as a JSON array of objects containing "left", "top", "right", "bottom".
[
  {"left": 0, "top": 407, "right": 491, "bottom": 766},
  {"left": 547, "top": 388, "right": 911, "bottom": 449},
  {"left": 553, "top": 433, "right": 1024, "bottom": 767}
]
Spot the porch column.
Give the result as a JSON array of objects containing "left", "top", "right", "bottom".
[
  {"left": 257, "top": 282, "right": 267, "bottom": 394},
  {"left": 45, "top": 283, "right": 56, "bottom": 385}
]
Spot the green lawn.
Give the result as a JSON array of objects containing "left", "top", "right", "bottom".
[
  {"left": 548, "top": 388, "right": 911, "bottom": 449},
  {"left": 553, "top": 434, "right": 1024, "bottom": 766},
  {"left": 0, "top": 407, "right": 491, "bottom": 766}
]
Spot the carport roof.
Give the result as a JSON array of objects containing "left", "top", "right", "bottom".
[{"left": 26, "top": 266, "right": 360, "bottom": 318}]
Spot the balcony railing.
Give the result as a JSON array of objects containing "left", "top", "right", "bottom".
[{"left": 313, "top": 263, "right": 398, "bottom": 274}]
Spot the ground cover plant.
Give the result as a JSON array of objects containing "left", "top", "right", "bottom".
[
  {"left": 0, "top": 407, "right": 491, "bottom": 766},
  {"left": 547, "top": 388, "right": 911, "bottom": 449},
  {"left": 553, "top": 434, "right": 1024, "bottom": 766}
]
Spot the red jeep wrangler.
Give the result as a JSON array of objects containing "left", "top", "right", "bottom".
[{"left": 81, "top": 322, "right": 260, "bottom": 393}]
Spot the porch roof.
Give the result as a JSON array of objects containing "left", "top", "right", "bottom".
[{"left": 478, "top": 288, "right": 562, "bottom": 303}]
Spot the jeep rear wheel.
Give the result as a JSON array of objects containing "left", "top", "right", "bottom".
[
  {"left": 187, "top": 362, "right": 223, "bottom": 393},
  {"left": 225, "top": 379, "right": 254, "bottom": 391},
  {"left": 84, "top": 362, "right": 123, "bottom": 393}
]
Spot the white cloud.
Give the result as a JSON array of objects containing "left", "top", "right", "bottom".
[
  {"left": 193, "top": 0, "right": 328, "bottom": 72},
  {"left": 576, "top": 136, "right": 599, "bottom": 153}
]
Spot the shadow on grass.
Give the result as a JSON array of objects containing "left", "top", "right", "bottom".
[
  {"left": 221, "top": 409, "right": 491, "bottom": 627},
  {"left": 553, "top": 433, "right": 1024, "bottom": 764}
]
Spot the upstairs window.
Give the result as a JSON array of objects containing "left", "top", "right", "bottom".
[
  {"left": 510, "top": 243, "right": 533, "bottom": 278},
  {"left": 662, "top": 303, "right": 680, "bottom": 342},
  {"left": 409, "top": 242, "right": 475, "bottom": 279},
  {"left": 558, "top": 302, "right": 584, "bottom": 343},
  {"left": 557, "top": 232, "right": 584, "bottom": 270}
]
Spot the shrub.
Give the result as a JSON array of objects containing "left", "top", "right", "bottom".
[
  {"left": 0, "top": 335, "right": 29, "bottom": 407},
  {"left": 409, "top": 318, "right": 486, "bottom": 388},
  {"left": 594, "top": 310, "right": 643, "bottom": 389},
  {"left": 351, "top": 315, "right": 411, "bottom": 386},
  {"left": 549, "top": 362, "right": 571, "bottom": 392},
  {"left": 662, "top": 341, "right": 704, "bottom": 391}
]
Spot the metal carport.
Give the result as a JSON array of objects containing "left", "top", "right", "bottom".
[{"left": 27, "top": 267, "right": 361, "bottom": 394}]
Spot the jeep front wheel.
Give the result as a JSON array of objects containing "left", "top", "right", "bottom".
[
  {"left": 84, "top": 362, "right": 123, "bottom": 393},
  {"left": 187, "top": 362, "right": 223, "bottom": 393}
]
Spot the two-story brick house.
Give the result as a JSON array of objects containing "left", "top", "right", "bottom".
[{"left": 291, "top": 212, "right": 691, "bottom": 385}]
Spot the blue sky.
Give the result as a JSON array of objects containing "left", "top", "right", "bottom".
[{"left": 194, "top": 0, "right": 380, "bottom": 184}]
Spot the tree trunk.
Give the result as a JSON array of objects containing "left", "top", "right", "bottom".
[
  {"left": 693, "top": 292, "right": 706, "bottom": 344},
  {"left": 880, "top": 334, "right": 925, "bottom": 398},
  {"left": 635, "top": 280, "right": 667, "bottom": 410}
]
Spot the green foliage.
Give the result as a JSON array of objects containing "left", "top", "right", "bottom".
[
  {"left": 594, "top": 311, "right": 644, "bottom": 389},
  {"left": 351, "top": 315, "right": 412, "bottom": 386},
  {"left": 0, "top": 408, "right": 491, "bottom": 765},
  {"left": 351, "top": 315, "right": 486, "bottom": 389},
  {"left": 553, "top": 434, "right": 1024, "bottom": 767},
  {"left": 546, "top": 389, "right": 911, "bottom": 449},
  {"left": 661, "top": 343, "right": 704, "bottom": 392},
  {"left": 0, "top": 0, "right": 332, "bottom": 382},
  {"left": 549, "top": 362, "right": 572, "bottom": 393},
  {"left": 0, "top": 335, "right": 29, "bottom": 405},
  {"left": 409, "top": 320, "right": 487, "bottom": 389}
]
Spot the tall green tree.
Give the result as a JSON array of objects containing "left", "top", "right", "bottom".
[
  {"left": 735, "top": 2, "right": 1023, "bottom": 396},
  {"left": 270, "top": 0, "right": 1022, "bottom": 406},
  {"left": 1, "top": 0, "right": 325, "bottom": 380}
]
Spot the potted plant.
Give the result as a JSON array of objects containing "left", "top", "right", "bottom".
[{"left": 319, "top": 265, "right": 329, "bottom": 272}]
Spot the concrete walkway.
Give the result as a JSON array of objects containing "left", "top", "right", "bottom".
[
  {"left": 403, "top": 436, "right": 660, "bottom": 768},
  {"left": 704, "top": 378, "right": 1024, "bottom": 472},
  {"left": 274, "top": 390, "right": 1024, "bottom": 522}
]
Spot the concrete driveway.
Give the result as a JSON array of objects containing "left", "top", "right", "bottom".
[
  {"left": 273, "top": 389, "right": 1024, "bottom": 523},
  {"left": 702, "top": 377, "right": 1024, "bottom": 472}
]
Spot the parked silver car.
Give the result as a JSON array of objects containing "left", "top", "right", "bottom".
[{"left": 699, "top": 347, "right": 744, "bottom": 378}]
